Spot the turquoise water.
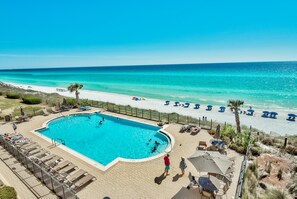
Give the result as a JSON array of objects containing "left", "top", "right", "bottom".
[
  {"left": 0, "top": 62, "right": 297, "bottom": 111},
  {"left": 38, "top": 113, "right": 168, "bottom": 166}
]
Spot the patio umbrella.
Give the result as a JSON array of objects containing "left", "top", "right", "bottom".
[{"left": 188, "top": 152, "right": 233, "bottom": 175}]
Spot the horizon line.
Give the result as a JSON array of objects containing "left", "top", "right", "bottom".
[{"left": 0, "top": 60, "right": 296, "bottom": 71}]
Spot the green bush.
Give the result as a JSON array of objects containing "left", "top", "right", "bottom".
[
  {"left": 6, "top": 93, "right": 20, "bottom": 99},
  {"left": 250, "top": 146, "right": 262, "bottom": 156},
  {"left": 222, "top": 136, "right": 231, "bottom": 145},
  {"left": 229, "top": 143, "right": 246, "bottom": 154},
  {"left": 22, "top": 96, "right": 42, "bottom": 104},
  {"left": 262, "top": 137, "right": 274, "bottom": 146},
  {"left": 0, "top": 91, "right": 2, "bottom": 96},
  {"left": 286, "top": 145, "right": 297, "bottom": 156},
  {"left": 0, "top": 186, "right": 17, "bottom": 199}
]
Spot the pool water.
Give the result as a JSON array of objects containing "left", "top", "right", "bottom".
[{"left": 38, "top": 113, "right": 169, "bottom": 166}]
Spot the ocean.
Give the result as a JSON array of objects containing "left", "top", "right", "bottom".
[{"left": 0, "top": 62, "right": 297, "bottom": 112}]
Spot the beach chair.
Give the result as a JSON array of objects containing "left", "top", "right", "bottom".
[
  {"left": 53, "top": 160, "right": 71, "bottom": 171},
  {"left": 197, "top": 141, "right": 207, "bottom": 150},
  {"left": 51, "top": 107, "right": 60, "bottom": 113},
  {"left": 21, "top": 143, "right": 40, "bottom": 152},
  {"left": 42, "top": 108, "right": 50, "bottom": 116},
  {"left": 38, "top": 154, "right": 56, "bottom": 163},
  {"left": 219, "top": 106, "right": 225, "bottom": 112},
  {"left": 194, "top": 104, "right": 200, "bottom": 109},
  {"left": 45, "top": 155, "right": 63, "bottom": 166},
  {"left": 184, "top": 102, "right": 190, "bottom": 108},
  {"left": 71, "top": 174, "right": 96, "bottom": 191},
  {"left": 190, "top": 127, "right": 201, "bottom": 135},
  {"left": 29, "top": 149, "right": 49, "bottom": 159},
  {"left": 79, "top": 106, "right": 91, "bottom": 111},
  {"left": 58, "top": 164, "right": 77, "bottom": 175},
  {"left": 66, "top": 169, "right": 87, "bottom": 183},
  {"left": 206, "top": 105, "right": 213, "bottom": 111},
  {"left": 164, "top": 100, "right": 170, "bottom": 105},
  {"left": 174, "top": 101, "right": 180, "bottom": 106}
]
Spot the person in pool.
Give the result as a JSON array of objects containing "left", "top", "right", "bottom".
[
  {"left": 99, "top": 120, "right": 103, "bottom": 125},
  {"left": 151, "top": 141, "right": 160, "bottom": 152}
]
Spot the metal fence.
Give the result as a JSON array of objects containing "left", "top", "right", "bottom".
[
  {"left": 82, "top": 101, "right": 214, "bottom": 130},
  {"left": 0, "top": 137, "right": 79, "bottom": 199}
]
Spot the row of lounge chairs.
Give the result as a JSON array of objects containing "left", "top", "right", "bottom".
[
  {"left": 179, "top": 125, "right": 201, "bottom": 135},
  {"left": 1, "top": 133, "right": 96, "bottom": 192}
]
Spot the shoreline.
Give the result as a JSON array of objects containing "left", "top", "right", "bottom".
[{"left": 3, "top": 81, "right": 297, "bottom": 136}]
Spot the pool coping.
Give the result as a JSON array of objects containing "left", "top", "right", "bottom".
[{"left": 31, "top": 111, "right": 175, "bottom": 172}]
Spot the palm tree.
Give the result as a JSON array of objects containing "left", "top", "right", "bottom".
[
  {"left": 67, "top": 83, "right": 83, "bottom": 104},
  {"left": 228, "top": 99, "right": 244, "bottom": 133}
]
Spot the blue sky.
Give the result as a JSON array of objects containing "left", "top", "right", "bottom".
[{"left": 0, "top": 0, "right": 297, "bottom": 69}]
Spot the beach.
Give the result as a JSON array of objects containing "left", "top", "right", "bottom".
[{"left": 6, "top": 81, "right": 297, "bottom": 136}]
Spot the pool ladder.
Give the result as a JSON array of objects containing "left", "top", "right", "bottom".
[{"left": 52, "top": 138, "right": 66, "bottom": 146}]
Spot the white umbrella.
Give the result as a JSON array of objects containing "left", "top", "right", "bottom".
[{"left": 188, "top": 151, "right": 233, "bottom": 175}]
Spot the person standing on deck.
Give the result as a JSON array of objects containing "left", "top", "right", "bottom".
[
  {"left": 179, "top": 157, "right": 187, "bottom": 176},
  {"left": 164, "top": 154, "right": 170, "bottom": 176}
]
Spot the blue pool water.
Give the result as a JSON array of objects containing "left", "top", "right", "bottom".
[{"left": 38, "top": 113, "right": 169, "bottom": 166}]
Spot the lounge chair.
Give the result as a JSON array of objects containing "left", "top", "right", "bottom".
[
  {"left": 45, "top": 155, "right": 63, "bottom": 166},
  {"left": 66, "top": 169, "right": 87, "bottom": 183},
  {"left": 190, "top": 127, "right": 201, "bottom": 135},
  {"left": 79, "top": 106, "right": 91, "bottom": 111},
  {"left": 21, "top": 143, "right": 40, "bottom": 152},
  {"left": 29, "top": 149, "right": 49, "bottom": 159},
  {"left": 164, "top": 100, "right": 170, "bottom": 105},
  {"left": 53, "top": 160, "right": 71, "bottom": 171},
  {"left": 71, "top": 174, "right": 96, "bottom": 191},
  {"left": 42, "top": 108, "right": 50, "bottom": 116},
  {"left": 197, "top": 141, "right": 207, "bottom": 150},
  {"left": 51, "top": 107, "right": 60, "bottom": 113},
  {"left": 219, "top": 106, "right": 225, "bottom": 112},
  {"left": 194, "top": 104, "right": 200, "bottom": 109},
  {"left": 184, "top": 102, "right": 190, "bottom": 108},
  {"left": 58, "top": 164, "right": 77, "bottom": 175},
  {"left": 38, "top": 154, "right": 56, "bottom": 163},
  {"left": 206, "top": 105, "right": 213, "bottom": 111},
  {"left": 174, "top": 101, "right": 180, "bottom": 107}
]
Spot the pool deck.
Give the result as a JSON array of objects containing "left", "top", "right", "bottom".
[{"left": 0, "top": 108, "right": 243, "bottom": 199}]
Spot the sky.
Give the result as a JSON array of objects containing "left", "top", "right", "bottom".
[{"left": 0, "top": 0, "right": 297, "bottom": 69}]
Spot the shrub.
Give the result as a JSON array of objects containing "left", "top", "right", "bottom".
[
  {"left": 6, "top": 93, "right": 20, "bottom": 99},
  {"left": 22, "top": 96, "right": 42, "bottom": 104},
  {"left": 229, "top": 143, "right": 246, "bottom": 154},
  {"left": 262, "top": 137, "right": 274, "bottom": 146},
  {"left": 222, "top": 136, "right": 231, "bottom": 145},
  {"left": 0, "top": 91, "right": 2, "bottom": 96},
  {"left": 0, "top": 186, "right": 17, "bottom": 199},
  {"left": 250, "top": 146, "right": 262, "bottom": 156},
  {"left": 65, "top": 98, "right": 76, "bottom": 106},
  {"left": 263, "top": 189, "right": 287, "bottom": 199},
  {"left": 286, "top": 145, "right": 297, "bottom": 156}
]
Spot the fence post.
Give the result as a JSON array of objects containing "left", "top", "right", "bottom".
[{"left": 210, "top": 119, "right": 213, "bottom": 130}]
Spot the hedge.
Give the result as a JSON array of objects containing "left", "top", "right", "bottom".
[
  {"left": 0, "top": 186, "right": 17, "bottom": 199},
  {"left": 22, "top": 96, "right": 42, "bottom": 104},
  {"left": 6, "top": 93, "right": 20, "bottom": 99}
]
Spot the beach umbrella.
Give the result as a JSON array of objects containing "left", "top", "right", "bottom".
[{"left": 188, "top": 151, "right": 233, "bottom": 175}]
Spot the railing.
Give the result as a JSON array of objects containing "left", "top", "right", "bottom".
[
  {"left": 52, "top": 138, "right": 66, "bottom": 145},
  {"left": 89, "top": 101, "right": 214, "bottom": 130},
  {"left": 235, "top": 126, "right": 252, "bottom": 198},
  {"left": 0, "top": 136, "right": 78, "bottom": 199}
]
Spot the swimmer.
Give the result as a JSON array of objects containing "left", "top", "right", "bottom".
[
  {"left": 146, "top": 138, "right": 152, "bottom": 145},
  {"left": 155, "top": 141, "right": 160, "bottom": 146},
  {"left": 151, "top": 146, "right": 157, "bottom": 153},
  {"left": 99, "top": 121, "right": 103, "bottom": 125},
  {"left": 102, "top": 117, "right": 105, "bottom": 121}
]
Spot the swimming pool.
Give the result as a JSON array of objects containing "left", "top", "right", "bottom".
[{"left": 37, "top": 113, "right": 170, "bottom": 167}]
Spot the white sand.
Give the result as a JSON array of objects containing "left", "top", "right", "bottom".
[{"left": 5, "top": 82, "right": 297, "bottom": 136}]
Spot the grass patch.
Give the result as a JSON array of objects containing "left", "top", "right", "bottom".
[{"left": 0, "top": 186, "right": 17, "bottom": 199}]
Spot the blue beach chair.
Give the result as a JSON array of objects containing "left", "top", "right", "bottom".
[
  {"left": 262, "top": 111, "right": 270, "bottom": 118},
  {"left": 219, "top": 106, "right": 225, "bottom": 112},
  {"left": 206, "top": 105, "right": 213, "bottom": 111},
  {"left": 194, "top": 104, "right": 200, "bottom": 109},
  {"left": 246, "top": 109, "right": 254, "bottom": 116},
  {"left": 269, "top": 112, "right": 278, "bottom": 119},
  {"left": 287, "top": 114, "right": 296, "bottom": 122},
  {"left": 164, "top": 100, "right": 170, "bottom": 105},
  {"left": 174, "top": 101, "right": 180, "bottom": 107},
  {"left": 184, "top": 102, "right": 190, "bottom": 108}
]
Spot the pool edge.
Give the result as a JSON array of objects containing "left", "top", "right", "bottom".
[{"left": 31, "top": 111, "right": 175, "bottom": 172}]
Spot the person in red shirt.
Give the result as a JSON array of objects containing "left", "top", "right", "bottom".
[{"left": 164, "top": 154, "right": 170, "bottom": 175}]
